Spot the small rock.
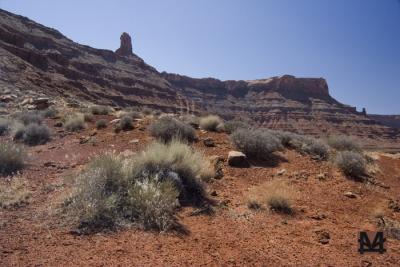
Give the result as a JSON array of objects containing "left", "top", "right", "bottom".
[
  {"left": 32, "top": 98, "right": 50, "bottom": 110},
  {"left": 129, "top": 139, "right": 139, "bottom": 144},
  {"left": 109, "top": 119, "right": 121, "bottom": 124},
  {"left": 54, "top": 122, "right": 63, "bottom": 127},
  {"left": 210, "top": 190, "right": 218, "bottom": 196},
  {"left": 228, "top": 151, "right": 249, "bottom": 168},
  {"left": 316, "top": 173, "right": 326, "bottom": 181},
  {"left": 361, "top": 260, "right": 372, "bottom": 267},
  {"left": 344, "top": 191, "right": 357, "bottom": 198},
  {"left": 203, "top": 138, "right": 215, "bottom": 147},
  {"left": 277, "top": 169, "right": 287, "bottom": 176},
  {"left": 310, "top": 213, "right": 327, "bottom": 220},
  {"left": 43, "top": 161, "right": 57, "bottom": 167},
  {"left": 0, "top": 95, "right": 14, "bottom": 103},
  {"left": 89, "top": 131, "right": 97, "bottom": 137},
  {"left": 79, "top": 136, "right": 90, "bottom": 144},
  {"left": 315, "top": 230, "right": 330, "bottom": 244}
]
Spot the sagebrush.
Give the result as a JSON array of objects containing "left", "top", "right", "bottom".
[{"left": 149, "top": 117, "right": 196, "bottom": 143}]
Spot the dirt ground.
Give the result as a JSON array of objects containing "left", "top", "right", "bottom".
[{"left": 1, "top": 115, "right": 399, "bottom": 266}]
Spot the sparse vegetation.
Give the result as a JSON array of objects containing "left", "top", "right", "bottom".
[
  {"left": 66, "top": 140, "right": 211, "bottom": 233},
  {"left": 90, "top": 105, "right": 111, "bottom": 115},
  {"left": 230, "top": 128, "right": 283, "bottom": 159},
  {"left": 65, "top": 114, "right": 86, "bottom": 132},
  {"left": 20, "top": 123, "right": 51, "bottom": 145},
  {"left": 299, "top": 137, "right": 330, "bottom": 160},
  {"left": 149, "top": 117, "right": 196, "bottom": 143},
  {"left": 0, "top": 143, "right": 25, "bottom": 176},
  {"left": 180, "top": 114, "right": 200, "bottom": 128},
  {"left": 142, "top": 107, "right": 153, "bottom": 115},
  {"left": 83, "top": 113, "right": 94, "bottom": 122},
  {"left": 327, "top": 135, "right": 361, "bottom": 152},
  {"left": 119, "top": 115, "right": 134, "bottom": 131},
  {"left": 199, "top": 115, "right": 223, "bottom": 131},
  {"left": 335, "top": 151, "right": 366, "bottom": 179},
  {"left": 95, "top": 119, "right": 107, "bottom": 129}
]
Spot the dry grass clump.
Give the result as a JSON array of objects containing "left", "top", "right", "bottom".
[
  {"left": 149, "top": 117, "right": 196, "bottom": 143},
  {"left": 0, "top": 176, "right": 31, "bottom": 209},
  {"left": 199, "top": 115, "right": 223, "bottom": 131},
  {"left": 0, "top": 143, "right": 25, "bottom": 176},
  {"left": 14, "top": 123, "right": 51, "bottom": 145},
  {"left": 142, "top": 107, "right": 153, "bottom": 116},
  {"left": 299, "top": 137, "right": 330, "bottom": 160},
  {"left": 231, "top": 128, "right": 283, "bottom": 160},
  {"left": 65, "top": 141, "right": 211, "bottom": 233},
  {"left": 65, "top": 114, "right": 86, "bottom": 132},
  {"left": 179, "top": 114, "right": 200, "bottom": 128},
  {"left": 89, "top": 105, "right": 112, "bottom": 115},
  {"left": 83, "top": 112, "right": 94, "bottom": 122},
  {"left": 327, "top": 135, "right": 361, "bottom": 152},
  {"left": 95, "top": 119, "right": 107, "bottom": 129},
  {"left": 335, "top": 151, "right": 366, "bottom": 180},
  {"left": 248, "top": 180, "right": 295, "bottom": 214}
]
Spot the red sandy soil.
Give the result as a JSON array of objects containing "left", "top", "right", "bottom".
[{"left": 1, "top": 115, "right": 400, "bottom": 266}]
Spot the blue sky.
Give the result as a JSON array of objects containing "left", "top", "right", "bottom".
[{"left": 1, "top": 0, "right": 399, "bottom": 114}]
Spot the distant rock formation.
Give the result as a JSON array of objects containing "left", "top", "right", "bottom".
[{"left": 115, "top": 32, "right": 133, "bottom": 56}]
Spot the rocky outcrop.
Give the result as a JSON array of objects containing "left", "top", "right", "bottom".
[
  {"left": 369, "top": 115, "right": 400, "bottom": 129},
  {"left": 0, "top": 8, "right": 399, "bottom": 149},
  {"left": 115, "top": 32, "right": 133, "bottom": 57}
]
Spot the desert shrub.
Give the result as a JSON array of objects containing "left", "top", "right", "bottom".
[
  {"left": 90, "top": 105, "right": 111, "bottom": 115},
  {"left": 327, "top": 135, "right": 361, "bottom": 152},
  {"left": 83, "top": 113, "right": 94, "bottom": 122},
  {"left": 0, "top": 143, "right": 25, "bottom": 176},
  {"left": 0, "top": 118, "right": 10, "bottom": 136},
  {"left": 15, "top": 111, "right": 42, "bottom": 125},
  {"left": 12, "top": 122, "right": 26, "bottom": 141},
  {"left": 21, "top": 123, "right": 51, "bottom": 145},
  {"left": 95, "top": 119, "right": 107, "bottom": 129},
  {"left": 149, "top": 117, "right": 196, "bottom": 143},
  {"left": 335, "top": 151, "right": 366, "bottom": 179},
  {"left": 127, "top": 111, "right": 143, "bottom": 119},
  {"left": 300, "top": 137, "right": 330, "bottom": 160},
  {"left": 199, "top": 115, "right": 223, "bottom": 131},
  {"left": 224, "top": 120, "right": 250, "bottom": 134},
  {"left": 142, "top": 107, "right": 153, "bottom": 115},
  {"left": 40, "top": 107, "right": 58, "bottom": 118},
  {"left": 230, "top": 128, "right": 283, "bottom": 159},
  {"left": 119, "top": 115, "right": 134, "bottom": 131},
  {"left": 128, "top": 140, "right": 211, "bottom": 205},
  {"left": 66, "top": 146, "right": 201, "bottom": 233},
  {"left": 180, "top": 114, "right": 200, "bottom": 128},
  {"left": 65, "top": 114, "right": 86, "bottom": 132}
]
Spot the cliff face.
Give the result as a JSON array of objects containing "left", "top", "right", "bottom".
[
  {"left": 369, "top": 115, "right": 400, "bottom": 129},
  {"left": 0, "top": 8, "right": 399, "bottom": 147}
]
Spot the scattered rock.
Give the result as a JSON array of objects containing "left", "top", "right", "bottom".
[
  {"left": 109, "top": 119, "right": 121, "bottom": 124},
  {"left": 343, "top": 191, "right": 357, "bottom": 199},
  {"left": 310, "top": 213, "right": 327, "bottom": 220},
  {"left": 0, "top": 95, "right": 14, "bottom": 103},
  {"left": 315, "top": 230, "right": 330, "bottom": 244},
  {"left": 377, "top": 217, "right": 400, "bottom": 240},
  {"left": 54, "top": 122, "right": 63, "bottom": 127},
  {"left": 210, "top": 190, "right": 218, "bottom": 197},
  {"left": 129, "top": 139, "right": 139, "bottom": 144},
  {"left": 276, "top": 169, "right": 287, "bottom": 176},
  {"left": 43, "top": 161, "right": 57, "bottom": 168},
  {"left": 32, "top": 98, "right": 50, "bottom": 110},
  {"left": 228, "top": 151, "right": 249, "bottom": 168},
  {"left": 210, "top": 155, "right": 224, "bottom": 179},
  {"left": 79, "top": 136, "right": 90, "bottom": 144},
  {"left": 316, "top": 173, "right": 326, "bottom": 181},
  {"left": 203, "top": 137, "right": 215, "bottom": 147},
  {"left": 361, "top": 260, "right": 372, "bottom": 267}
]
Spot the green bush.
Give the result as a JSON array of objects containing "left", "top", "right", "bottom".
[
  {"left": 0, "top": 143, "right": 25, "bottom": 176},
  {"left": 119, "top": 115, "right": 134, "bottom": 131},
  {"left": 21, "top": 123, "right": 51, "bottom": 145},
  {"left": 65, "top": 114, "right": 86, "bottom": 132},
  {"left": 335, "top": 151, "right": 366, "bottom": 179},
  {"left": 327, "top": 135, "right": 361, "bottom": 152},
  {"left": 199, "top": 115, "right": 223, "bottom": 131},
  {"left": 149, "top": 117, "right": 196, "bottom": 143},
  {"left": 230, "top": 128, "right": 283, "bottom": 159},
  {"left": 95, "top": 119, "right": 107, "bottom": 129},
  {"left": 90, "top": 105, "right": 111, "bottom": 115}
]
